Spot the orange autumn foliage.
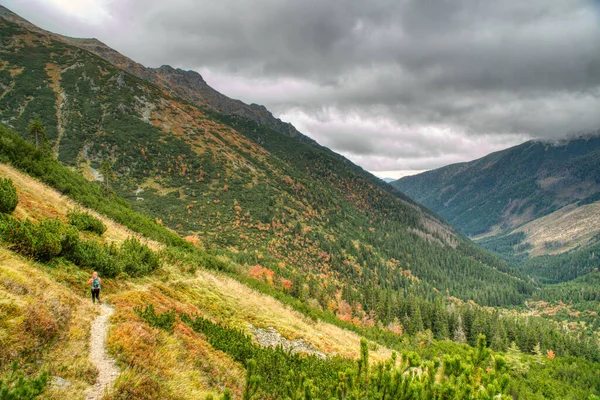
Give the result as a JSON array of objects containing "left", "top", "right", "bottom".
[
  {"left": 248, "top": 265, "right": 275, "bottom": 285},
  {"left": 184, "top": 235, "right": 200, "bottom": 247},
  {"left": 280, "top": 278, "right": 293, "bottom": 291}
]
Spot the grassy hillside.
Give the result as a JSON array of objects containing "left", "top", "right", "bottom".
[{"left": 0, "top": 130, "right": 598, "bottom": 399}]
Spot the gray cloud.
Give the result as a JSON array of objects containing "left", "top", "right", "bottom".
[{"left": 5, "top": 0, "right": 600, "bottom": 174}]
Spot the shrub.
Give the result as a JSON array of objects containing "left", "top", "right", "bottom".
[
  {"left": 0, "top": 362, "right": 48, "bottom": 399},
  {"left": 0, "top": 216, "right": 79, "bottom": 261},
  {"left": 68, "top": 210, "right": 107, "bottom": 235},
  {"left": 31, "top": 219, "right": 64, "bottom": 261},
  {"left": 134, "top": 305, "right": 176, "bottom": 333},
  {"left": 0, "top": 216, "right": 35, "bottom": 255},
  {"left": 119, "top": 237, "right": 160, "bottom": 277},
  {"left": 67, "top": 241, "right": 121, "bottom": 278},
  {"left": 0, "top": 178, "right": 18, "bottom": 214}
]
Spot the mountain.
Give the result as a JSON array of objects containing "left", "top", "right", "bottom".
[
  {"left": 381, "top": 177, "right": 396, "bottom": 183},
  {"left": 392, "top": 136, "right": 600, "bottom": 282},
  {"left": 0, "top": 6, "right": 534, "bottom": 307}
]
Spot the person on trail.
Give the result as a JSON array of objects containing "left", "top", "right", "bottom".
[{"left": 88, "top": 271, "right": 102, "bottom": 304}]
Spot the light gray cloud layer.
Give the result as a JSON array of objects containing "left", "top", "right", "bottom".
[{"left": 5, "top": 0, "right": 600, "bottom": 175}]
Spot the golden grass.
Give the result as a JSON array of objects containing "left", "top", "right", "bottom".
[
  {"left": 0, "top": 246, "right": 98, "bottom": 399},
  {"left": 147, "top": 267, "right": 392, "bottom": 362},
  {"left": 107, "top": 286, "right": 245, "bottom": 399},
  {"left": 0, "top": 162, "right": 396, "bottom": 399},
  {"left": 103, "top": 260, "right": 393, "bottom": 399},
  {"left": 0, "top": 163, "right": 163, "bottom": 251}
]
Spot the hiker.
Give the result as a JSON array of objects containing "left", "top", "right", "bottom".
[{"left": 88, "top": 271, "right": 102, "bottom": 304}]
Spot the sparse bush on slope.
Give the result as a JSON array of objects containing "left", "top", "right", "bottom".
[
  {"left": 68, "top": 240, "right": 121, "bottom": 278},
  {"left": 134, "top": 305, "right": 176, "bottom": 333},
  {"left": 0, "top": 216, "right": 78, "bottom": 261},
  {"left": 0, "top": 362, "right": 48, "bottom": 400},
  {"left": 119, "top": 237, "right": 160, "bottom": 277},
  {"left": 0, "top": 213, "right": 159, "bottom": 278},
  {"left": 67, "top": 210, "right": 107, "bottom": 235},
  {"left": 0, "top": 178, "right": 18, "bottom": 214}
]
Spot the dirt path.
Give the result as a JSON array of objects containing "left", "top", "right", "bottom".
[{"left": 86, "top": 304, "right": 119, "bottom": 400}]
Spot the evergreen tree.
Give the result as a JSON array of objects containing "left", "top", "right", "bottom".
[
  {"left": 27, "top": 119, "right": 49, "bottom": 155},
  {"left": 99, "top": 159, "right": 117, "bottom": 198},
  {"left": 243, "top": 359, "right": 261, "bottom": 400}
]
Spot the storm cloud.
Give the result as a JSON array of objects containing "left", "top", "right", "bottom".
[{"left": 6, "top": 0, "right": 600, "bottom": 177}]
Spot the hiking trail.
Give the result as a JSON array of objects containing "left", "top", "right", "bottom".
[{"left": 86, "top": 303, "right": 119, "bottom": 400}]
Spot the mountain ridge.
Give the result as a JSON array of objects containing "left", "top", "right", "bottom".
[{"left": 393, "top": 136, "right": 600, "bottom": 237}]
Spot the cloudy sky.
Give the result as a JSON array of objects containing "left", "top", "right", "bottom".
[{"left": 5, "top": 0, "right": 600, "bottom": 178}]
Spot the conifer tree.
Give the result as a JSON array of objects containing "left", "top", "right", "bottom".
[
  {"left": 99, "top": 159, "right": 117, "bottom": 198},
  {"left": 27, "top": 119, "right": 49, "bottom": 155},
  {"left": 243, "top": 359, "right": 261, "bottom": 400}
]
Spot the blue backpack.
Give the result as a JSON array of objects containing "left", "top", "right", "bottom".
[{"left": 92, "top": 277, "right": 100, "bottom": 289}]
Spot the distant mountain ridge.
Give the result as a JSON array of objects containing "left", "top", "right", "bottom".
[
  {"left": 393, "top": 135, "right": 600, "bottom": 262},
  {"left": 0, "top": 5, "right": 309, "bottom": 142},
  {"left": 60, "top": 39, "right": 310, "bottom": 142}
]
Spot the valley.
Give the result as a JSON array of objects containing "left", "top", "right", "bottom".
[{"left": 0, "top": 4, "right": 599, "bottom": 399}]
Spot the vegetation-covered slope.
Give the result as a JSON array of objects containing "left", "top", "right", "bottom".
[
  {"left": 393, "top": 137, "right": 600, "bottom": 238},
  {"left": 1, "top": 133, "right": 599, "bottom": 399},
  {"left": 1, "top": 6, "right": 599, "bottom": 398},
  {"left": 0, "top": 11, "right": 532, "bottom": 308},
  {"left": 393, "top": 136, "right": 600, "bottom": 284}
]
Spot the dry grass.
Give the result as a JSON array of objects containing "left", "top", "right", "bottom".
[
  {"left": 152, "top": 268, "right": 393, "bottom": 362},
  {"left": 107, "top": 286, "right": 245, "bottom": 399},
  {"left": 0, "top": 246, "right": 98, "bottom": 400},
  {"left": 105, "top": 265, "right": 393, "bottom": 400},
  {"left": 0, "top": 163, "right": 163, "bottom": 251},
  {"left": 515, "top": 202, "right": 600, "bottom": 256}
]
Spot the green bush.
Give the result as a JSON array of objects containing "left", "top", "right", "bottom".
[
  {"left": 0, "top": 216, "right": 79, "bottom": 261},
  {"left": 134, "top": 304, "right": 176, "bottom": 332},
  {"left": 0, "top": 215, "right": 159, "bottom": 278},
  {"left": 0, "top": 362, "right": 48, "bottom": 399},
  {"left": 67, "top": 241, "right": 121, "bottom": 278},
  {"left": 32, "top": 218, "right": 79, "bottom": 261},
  {"left": 0, "top": 178, "right": 18, "bottom": 214},
  {"left": 31, "top": 221, "right": 62, "bottom": 261},
  {"left": 67, "top": 210, "right": 107, "bottom": 235},
  {"left": 0, "top": 217, "right": 35, "bottom": 256},
  {"left": 119, "top": 237, "right": 160, "bottom": 277}
]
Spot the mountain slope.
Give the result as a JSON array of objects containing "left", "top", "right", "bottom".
[
  {"left": 0, "top": 8, "right": 534, "bottom": 307},
  {"left": 2, "top": 108, "right": 599, "bottom": 400},
  {"left": 393, "top": 137, "right": 600, "bottom": 249},
  {"left": 1, "top": 7, "right": 600, "bottom": 398}
]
